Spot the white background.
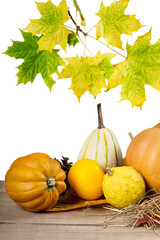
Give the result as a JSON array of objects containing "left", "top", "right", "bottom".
[{"left": 0, "top": 0, "right": 160, "bottom": 180}]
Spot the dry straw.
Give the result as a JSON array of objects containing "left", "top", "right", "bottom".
[
  {"left": 102, "top": 189, "right": 160, "bottom": 230},
  {"left": 79, "top": 190, "right": 160, "bottom": 233}
]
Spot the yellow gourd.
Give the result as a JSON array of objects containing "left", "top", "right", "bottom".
[
  {"left": 102, "top": 166, "right": 146, "bottom": 208},
  {"left": 68, "top": 158, "right": 105, "bottom": 200}
]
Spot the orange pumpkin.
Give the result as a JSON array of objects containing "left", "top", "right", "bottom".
[
  {"left": 5, "top": 153, "right": 66, "bottom": 212},
  {"left": 125, "top": 124, "right": 160, "bottom": 191}
]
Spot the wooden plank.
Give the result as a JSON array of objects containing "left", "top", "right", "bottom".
[
  {"left": 0, "top": 181, "right": 109, "bottom": 227},
  {"left": 0, "top": 223, "right": 160, "bottom": 240},
  {"left": 0, "top": 180, "right": 5, "bottom": 192},
  {"left": 1, "top": 180, "right": 160, "bottom": 239},
  {"left": 0, "top": 192, "right": 108, "bottom": 226}
]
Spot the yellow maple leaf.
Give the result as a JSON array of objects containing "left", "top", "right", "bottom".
[
  {"left": 25, "top": 0, "right": 70, "bottom": 52},
  {"left": 96, "top": 0, "right": 143, "bottom": 49},
  {"left": 59, "top": 53, "right": 115, "bottom": 100},
  {"left": 108, "top": 31, "right": 160, "bottom": 108}
]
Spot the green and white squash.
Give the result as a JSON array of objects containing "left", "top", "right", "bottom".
[{"left": 77, "top": 104, "right": 124, "bottom": 173}]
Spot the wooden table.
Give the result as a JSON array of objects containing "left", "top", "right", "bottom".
[{"left": 0, "top": 181, "right": 160, "bottom": 240}]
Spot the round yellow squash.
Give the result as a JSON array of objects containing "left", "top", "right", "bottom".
[
  {"left": 68, "top": 159, "right": 105, "bottom": 200},
  {"left": 102, "top": 166, "right": 146, "bottom": 208},
  {"left": 5, "top": 153, "right": 66, "bottom": 212}
]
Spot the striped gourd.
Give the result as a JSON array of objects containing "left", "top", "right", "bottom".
[{"left": 77, "top": 104, "right": 124, "bottom": 173}]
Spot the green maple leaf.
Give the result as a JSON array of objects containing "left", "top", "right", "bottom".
[
  {"left": 73, "top": 0, "right": 86, "bottom": 27},
  {"left": 96, "top": 0, "right": 143, "bottom": 49},
  {"left": 68, "top": 31, "right": 79, "bottom": 47},
  {"left": 4, "top": 30, "right": 40, "bottom": 59},
  {"left": 25, "top": 0, "right": 70, "bottom": 52},
  {"left": 59, "top": 52, "right": 115, "bottom": 100},
  {"left": 97, "top": 52, "right": 115, "bottom": 79},
  {"left": 107, "top": 30, "right": 160, "bottom": 108},
  {"left": 4, "top": 30, "right": 65, "bottom": 90}
]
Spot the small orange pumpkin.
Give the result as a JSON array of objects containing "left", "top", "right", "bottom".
[
  {"left": 125, "top": 124, "right": 160, "bottom": 191},
  {"left": 5, "top": 153, "right": 66, "bottom": 212}
]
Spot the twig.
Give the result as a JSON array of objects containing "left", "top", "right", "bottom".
[
  {"left": 65, "top": 24, "right": 93, "bottom": 56},
  {"left": 68, "top": 10, "right": 127, "bottom": 59},
  {"left": 68, "top": 10, "right": 87, "bottom": 36}
]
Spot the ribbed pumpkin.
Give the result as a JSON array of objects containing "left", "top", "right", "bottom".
[
  {"left": 77, "top": 104, "right": 123, "bottom": 172},
  {"left": 5, "top": 153, "right": 66, "bottom": 212},
  {"left": 126, "top": 124, "right": 160, "bottom": 191}
]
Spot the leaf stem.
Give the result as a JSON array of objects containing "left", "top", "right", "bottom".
[
  {"left": 87, "top": 34, "right": 127, "bottom": 59},
  {"left": 84, "top": 36, "right": 87, "bottom": 57},
  {"left": 76, "top": 10, "right": 77, "bottom": 25},
  {"left": 77, "top": 33, "right": 93, "bottom": 56},
  {"left": 86, "top": 22, "right": 99, "bottom": 34},
  {"left": 65, "top": 25, "right": 77, "bottom": 31}
]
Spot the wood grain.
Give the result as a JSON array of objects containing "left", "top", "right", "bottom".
[
  {"left": 0, "top": 180, "right": 5, "bottom": 192},
  {"left": 0, "top": 181, "right": 160, "bottom": 240},
  {"left": 0, "top": 193, "right": 108, "bottom": 226},
  {"left": 1, "top": 223, "right": 160, "bottom": 240}
]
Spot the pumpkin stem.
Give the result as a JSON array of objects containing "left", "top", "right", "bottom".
[
  {"left": 97, "top": 103, "right": 105, "bottom": 129},
  {"left": 106, "top": 167, "right": 113, "bottom": 176},
  {"left": 47, "top": 177, "right": 56, "bottom": 189},
  {"left": 128, "top": 132, "right": 134, "bottom": 140}
]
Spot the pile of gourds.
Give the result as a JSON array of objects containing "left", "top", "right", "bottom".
[{"left": 5, "top": 104, "right": 160, "bottom": 212}]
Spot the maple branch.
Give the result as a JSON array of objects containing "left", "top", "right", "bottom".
[
  {"left": 64, "top": 24, "right": 93, "bottom": 56},
  {"left": 68, "top": 10, "right": 127, "bottom": 59},
  {"left": 68, "top": 11, "right": 87, "bottom": 36}
]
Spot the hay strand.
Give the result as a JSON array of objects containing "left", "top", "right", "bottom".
[{"left": 102, "top": 190, "right": 160, "bottom": 229}]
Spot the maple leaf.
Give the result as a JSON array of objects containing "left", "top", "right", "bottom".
[
  {"left": 4, "top": 30, "right": 40, "bottom": 60},
  {"left": 107, "top": 30, "right": 160, "bottom": 108},
  {"left": 96, "top": 0, "right": 143, "bottom": 49},
  {"left": 97, "top": 53, "right": 115, "bottom": 79},
  {"left": 25, "top": 0, "right": 70, "bottom": 52},
  {"left": 73, "top": 0, "right": 86, "bottom": 27},
  {"left": 4, "top": 30, "right": 65, "bottom": 90},
  {"left": 59, "top": 52, "right": 115, "bottom": 100},
  {"left": 68, "top": 31, "right": 79, "bottom": 47}
]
